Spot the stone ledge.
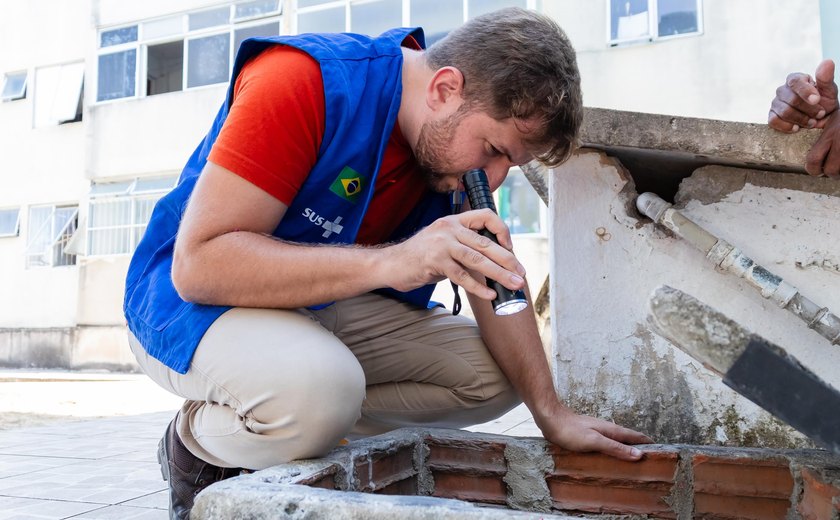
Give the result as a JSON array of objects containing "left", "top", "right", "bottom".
[
  {"left": 581, "top": 107, "right": 820, "bottom": 170},
  {"left": 192, "top": 428, "right": 840, "bottom": 520},
  {"left": 578, "top": 108, "right": 824, "bottom": 199}
]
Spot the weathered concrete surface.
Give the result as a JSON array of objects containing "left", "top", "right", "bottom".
[
  {"left": 650, "top": 286, "right": 840, "bottom": 455},
  {"left": 194, "top": 480, "right": 566, "bottom": 519},
  {"left": 0, "top": 325, "right": 138, "bottom": 371},
  {"left": 193, "top": 427, "right": 840, "bottom": 520},
  {"left": 581, "top": 107, "right": 820, "bottom": 171},
  {"left": 192, "top": 428, "right": 576, "bottom": 520},
  {"left": 549, "top": 150, "right": 840, "bottom": 448},
  {"left": 648, "top": 286, "right": 751, "bottom": 377},
  {"left": 503, "top": 440, "right": 553, "bottom": 513},
  {"left": 677, "top": 165, "right": 840, "bottom": 205},
  {"left": 579, "top": 108, "right": 823, "bottom": 199}
]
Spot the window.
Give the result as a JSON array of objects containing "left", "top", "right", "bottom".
[
  {"left": 1, "top": 71, "right": 27, "bottom": 102},
  {"left": 295, "top": 0, "right": 530, "bottom": 41},
  {"left": 0, "top": 208, "right": 21, "bottom": 237},
  {"left": 495, "top": 168, "right": 545, "bottom": 235},
  {"left": 98, "top": 49, "right": 137, "bottom": 101},
  {"left": 350, "top": 0, "right": 401, "bottom": 38},
  {"left": 25, "top": 205, "right": 79, "bottom": 268},
  {"left": 87, "top": 176, "right": 177, "bottom": 256},
  {"left": 96, "top": 1, "right": 281, "bottom": 102},
  {"left": 187, "top": 33, "right": 231, "bottom": 88},
  {"left": 410, "top": 0, "right": 462, "bottom": 44},
  {"left": 33, "top": 62, "right": 84, "bottom": 127},
  {"left": 608, "top": 0, "right": 702, "bottom": 45},
  {"left": 147, "top": 41, "right": 183, "bottom": 96}
]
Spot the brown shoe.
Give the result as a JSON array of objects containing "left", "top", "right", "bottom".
[{"left": 157, "top": 415, "right": 242, "bottom": 520}]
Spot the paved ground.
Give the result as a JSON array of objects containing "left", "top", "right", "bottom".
[{"left": 0, "top": 371, "right": 538, "bottom": 519}]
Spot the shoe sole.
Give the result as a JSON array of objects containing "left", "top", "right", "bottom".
[{"left": 157, "top": 432, "right": 171, "bottom": 483}]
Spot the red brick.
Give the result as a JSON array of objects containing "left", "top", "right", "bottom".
[
  {"left": 549, "top": 447, "right": 678, "bottom": 483},
  {"left": 694, "top": 493, "right": 790, "bottom": 520},
  {"left": 431, "top": 471, "right": 507, "bottom": 504},
  {"left": 798, "top": 468, "right": 840, "bottom": 520},
  {"left": 376, "top": 475, "right": 419, "bottom": 496},
  {"left": 547, "top": 478, "right": 674, "bottom": 518},
  {"left": 692, "top": 454, "right": 793, "bottom": 499},
  {"left": 427, "top": 440, "right": 507, "bottom": 475},
  {"left": 295, "top": 466, "right": 339, "bottom": 490},
  {"left": 354, "top": 446, "right": 416, "bottom": 492}
]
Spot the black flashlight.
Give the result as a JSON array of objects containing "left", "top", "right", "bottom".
[{"left": 462, "top": 169, "right": 528, "bottom": 316}]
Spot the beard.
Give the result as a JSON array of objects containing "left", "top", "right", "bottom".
[{"left": 414, "top": 106, "right": 470, "bottom": 193}]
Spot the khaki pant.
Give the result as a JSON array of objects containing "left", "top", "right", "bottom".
[{"left": 129, "top": 293, "right": 520, "bottom": 470}]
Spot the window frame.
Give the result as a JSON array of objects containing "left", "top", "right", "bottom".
[
  {"left": 0, "top": 207, "right": 21, "bottom": 238},
  {"left": 294, "top": 0, "right": 536, "bottom": 37},
  {"left": 1, "top": 71, "right": 28, "bottom": 102},
  {"left": 606, "top": 0, "right": 703, "bottom": 47},
  {"left": 86, "top": 176, "right": 177, "bottom": 257},
  {"left": 32, "top": 61, "right": 85, "bottom": 128},
  {"left": 95, "top": 1, "right": 282, "bottom": 104},
  {"left": 24, "top": 204, "right": 79, "bottom": 269},
  {"left": 493, "top": 167, "right": 547, "bottom": 237}
]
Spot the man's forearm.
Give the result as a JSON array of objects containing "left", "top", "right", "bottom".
[
  {"left": 172, "top": 231, "right": 390, "bottom": 308},
  {"left": 467, "top": 285, "right": 569, "bottom": 422}
]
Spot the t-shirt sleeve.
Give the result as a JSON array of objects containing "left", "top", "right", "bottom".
[{"left": 208, "top": 45, "right": 325, "bottom": 206}]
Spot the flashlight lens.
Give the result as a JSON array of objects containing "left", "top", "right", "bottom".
[{"left": 493, "top": 299, "right": 528, "bottom": 316}]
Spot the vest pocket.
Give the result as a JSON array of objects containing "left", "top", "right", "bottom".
[{"left": 125, "top": 257, "right": 189, "bottom": 332}]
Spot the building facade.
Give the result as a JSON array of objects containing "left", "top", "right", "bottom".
[{"left": 0, "top": 0, "right": 832, "bottom": 369}]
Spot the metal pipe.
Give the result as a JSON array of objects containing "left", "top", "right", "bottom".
[{"left": 636, "top": 192, "right": 840, "bottom": 347}]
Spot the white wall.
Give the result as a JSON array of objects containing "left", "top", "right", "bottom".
[
  {"left": 0, "top": 0, "right": 92, "bottom": 328},
  {"left": 546, "top": 1, "right": 823, "bottom": 123},
  {"left": 86, "top": 86, "right": 226, "bottom": 180},
  {"left": 549, "top": 150, "right": 840, "bottom": 447}
]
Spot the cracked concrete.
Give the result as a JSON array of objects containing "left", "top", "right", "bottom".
[{"left": 549, "top": 115, "right": 840, "bottom": 448}]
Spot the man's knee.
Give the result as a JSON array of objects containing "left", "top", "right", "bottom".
[
  {"left": 456, "top": 360, "right": 521, "bottom": 422},
  {"left": 473, "top": 375, "right": 521, "bottom": 422},
  {"left": 249, "top": 357, "right": 366, "bottom": 458}
]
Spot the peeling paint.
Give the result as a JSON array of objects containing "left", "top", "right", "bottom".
[
  {"left": 703, "top": 405, "right": 812, "bottom": 450},
  {"left": 795, "top": 253, "right": 840, "bottom": 275}
]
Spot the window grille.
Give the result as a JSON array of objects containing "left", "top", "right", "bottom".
[
  {"left": 25, "top": 205, "right": 79, "bottom": 268},
  {"left": 87, "top": 176, "right": 176, "bottom": 256}
]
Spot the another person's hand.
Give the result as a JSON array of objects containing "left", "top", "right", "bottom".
[
  {"left": 805, "top": 111, "right": 840, "bottom": 178},
  {"left": 537, "top": 409, "right": 654, "bottom": 461},
  {"left": 769, "top": 59, "right": 837, "bottom": 133}
]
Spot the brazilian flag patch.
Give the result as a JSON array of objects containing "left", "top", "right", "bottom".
[{"left": 329, "top": 166, "right": 364, "bottom": 203}]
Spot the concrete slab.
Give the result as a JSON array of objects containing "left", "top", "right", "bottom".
[
  {"left": 579, "top": 107, "right": 822, "bottom": 198},
  {"left": 0, "top": 375, "right": 537, "bottom": 520},
  {"left": 0, "top": 496, "right": 102, "bottom": 519}
]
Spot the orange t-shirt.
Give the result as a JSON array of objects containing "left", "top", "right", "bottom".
[{"left": 208, "top": 44, "right": 428, "bottom": 245}]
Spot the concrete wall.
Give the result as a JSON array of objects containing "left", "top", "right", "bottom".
[
  {"left": 0, "top": 0, "right": 91, "bottom": 329},
  {"left": 86, "top": 85, "right": 224, "bottom": 179},
  {"left": 1, "top": 0, "right": 831, "bottom": 377},
  {"left": 548, "top": 118, "right": 840, "bottom": 448},
  {"left": 546, "top": 1, "right": 823, "bottom": 123}
]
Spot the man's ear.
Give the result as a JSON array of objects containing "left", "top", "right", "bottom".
[{"left": 426, "top": 66, "right": 465, "bottom": 112}]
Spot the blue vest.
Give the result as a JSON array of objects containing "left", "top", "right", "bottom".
[{"left": 124, "top": 28, "right": 451, "bottom": 374}]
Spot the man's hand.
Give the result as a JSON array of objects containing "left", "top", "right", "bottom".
[
  {"left": 769, "top": 59, "right": 837, "bottom": 133},
  {"left": 384, "top": 209, "right": 526, "bottom": 300},
  {"left": 536, "top": 408, "right": 654, "bottom": 461}
]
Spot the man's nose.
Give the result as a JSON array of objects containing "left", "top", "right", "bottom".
[{"left": 483, "top": 160, "right": 512, "bottom": 189}]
